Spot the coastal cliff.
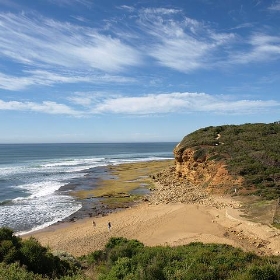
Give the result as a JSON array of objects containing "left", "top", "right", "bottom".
[
  {"left": 173, "top": 146, "right": 243, "bottom": 195},
  {"left": 152, "top": 122, "right": 280, "bottom": 201}
]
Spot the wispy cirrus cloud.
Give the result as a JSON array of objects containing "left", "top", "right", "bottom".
[
  {"left": 118, "top": 5, "right": 135, "bottom": 13},
  {"left": 268, "top": 1, "right": 280, "bottom": 11},
  {"left": 137, "top": 8, "right": 235, "bottom": 72},
  {"left": 0, "top": 70, "right": 136, "bottom": 91},
  {"left": 46, "top": 0, "right": 93, "bottom": 8},
  {"left": 0, "top": 6, "right": 280, "bottom": 93},
  {"left": 0, "top": 99, "right": 81, "bottom": 116},
  {"left": 0, "top": 13, "right": 141, "bottom": 73},
  {"left": 229, "top": 33, "right": 280, "bottom": 64},
  {"left": 134, "top": 7, "right": 280, "bottom": 72},
  {"left": 0, "top": 73, "right": 35, "bottom": 91}
]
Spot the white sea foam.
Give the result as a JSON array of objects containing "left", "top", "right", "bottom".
[
  {"left": 0, "top": 165, "right": 28, "bottom": 177},
  {"left": 31, "top": 182, "right": 63, "bottom": 198},
  {"left": 0, "top": 194, "right": 82, "bottom": 234},
  {"left": 17, "top": 201, "right": 82, "bottom": 235},
  {"left": 41, "top": 157, "right": 105, "bottom": 168},
  {"left": 110, "top": 156, "right": 172, "bottom": 165}
]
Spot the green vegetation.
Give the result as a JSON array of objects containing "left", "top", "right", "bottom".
[
  {"left": 2, "top": 228, "right": 280, "bottom": 280},
  {"left": 82, "top": 237, "right": 280, "bottom": 280},
  {"left": 177, "top": 122, "right": 280, "bottom": 199},
  {"left": 0, "top": 227, "right": 82, "bottom": 279}
]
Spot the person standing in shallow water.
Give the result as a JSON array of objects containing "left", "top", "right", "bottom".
[{"left": 108, "top": 222, "right": 111, "bottom": 232}]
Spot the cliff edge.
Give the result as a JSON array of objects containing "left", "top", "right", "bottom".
[
  {"left": 152, "top": 122, "right": 280, "bottom": 202},
  {"left": 172, "top": 122, "right": 280, "bottom": 199},
  {"left": 173, "top": 146, "right": 243, "bottom": 195}
]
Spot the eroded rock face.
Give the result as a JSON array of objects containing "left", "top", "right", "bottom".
[
  {"left": 149, "top": 166, "right": 223, "bottom": 207},
  {"left": 173, "top": 146, "right": 243, "bottom": 195},
  {"left": 148, "top": 143, "right": 244, "bottom": 205}
]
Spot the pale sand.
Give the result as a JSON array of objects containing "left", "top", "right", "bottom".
[{"left": 24, "top": 198, "right": 280, "bottom": 257}]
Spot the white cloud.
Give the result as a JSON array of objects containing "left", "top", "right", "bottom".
[
  {"left": 0, "top": 6, "right": 279, "bottom": 91},
  {"left": 0, "top": 73, "right": 34, "bottom": 91},
  {"left": 90, "top": 92, "right": 280, "bottom": 115},
  {"left": 27, "top": 70, "right": 135, "bottom": 85},
  {"left": 230, "top": 33, "right": 280, "bottom": 64},
  {"left": 142, "top": 8, "right": 181, "bottom": 15},
  {"left": 1, "top": 92, "right": 279, "bottom": 116},
  {"left": 268, "top": 1, "right": 280, "bottom": 11},
  {"left": 47, "top": 0, "right": 92, "bottom": 8},
  {"left": 69, "top": 96, "right": 92, "bottom": 107},
  {"left": 136, "top": 8, "right": 280, "bottom": 71},
  {"left": 68, "top": 92, "right": 95, "bottom": 107},
  {"left": 0, "top": 99, "right": 81, "bottom": 116},
  {"left": 229, "top": 23, "right": 255, "bottom": 30},
  {"left": 138, "top": 8, "right": 235, "bottom": 72},
  {"left": 118, "top": 5, "right": 135, "bottom": 13},
  {"left": 149, "top": 37, "right": 209, "bottom": 72},
  {"left": 0, "top": 13, "right": 141, "bottom": 73},
  {"left": 0, "top": 70, "right": 136, "bottom": 91},
  {"left": 200, "top": 99, "right": 279, "bottom": 113}
]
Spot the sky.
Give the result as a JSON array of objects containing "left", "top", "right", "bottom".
[{"left": 0, "top": 0, "right": 280, "bottom": 143}]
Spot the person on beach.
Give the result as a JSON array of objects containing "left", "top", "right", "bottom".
[
  {"left": 92, "top": 220, "right": 96, "bottom": 227},
  {"left": 108, "top": 222, "right": 111, "bottom": 232}
]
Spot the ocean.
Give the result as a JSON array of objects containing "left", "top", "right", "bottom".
[{"left": 0, "top": 142, "right": 176, "bottom": 235}]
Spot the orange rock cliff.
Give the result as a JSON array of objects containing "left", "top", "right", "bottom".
[{"left": 173, "top": 144, "right": 243, "bottom": 195}]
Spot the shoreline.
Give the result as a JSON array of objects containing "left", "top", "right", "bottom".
[
  {"left": 23, "top": 160, "right": 280, "bottom": 257},
  {"left": 58, "top": 160, "right": 174, "bottom": 222},
  {"left": 20, "top": 160, "right": 173, "bottom": 234}
]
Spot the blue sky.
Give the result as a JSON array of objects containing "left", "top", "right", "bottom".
[{"left": 1, "top": 0, "right": 280, "bottom": 143}]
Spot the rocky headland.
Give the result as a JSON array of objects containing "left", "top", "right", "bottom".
[{"left": 149, "top": 122, "right": 280, "bottom": 209}]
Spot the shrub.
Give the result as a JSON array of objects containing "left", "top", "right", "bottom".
[
  {"left": 20, "top": 237, "right": 54, "bottom": 275},
  {"left": 0, "top": 240, "right": 19, "bottom": 264},
  {"left": 82, "top": 249, "right": 105, "bottom": 264},
  {"left": 105, "top": 237, "right": 144, "bottom": 264},
  {"left": 0, "top": 227, "right": 80, "bottom": 278},
  {"left": 0, "top": 262, "right": 46, "bottom": 280},
  {"left": 0, "top": 227, "right": 21, "bottom": 263},
  {"left": 94, "top": 239, "right": 280, "bottom": 280},
  {"left": 99, "top": 257, "right": 132, "bottom": 280},
  {"left": 247, "top": 264, "right": 278, "bottom": 280},
  {"left": 193, "top": 148, "right": 207, "bottom": 162}
]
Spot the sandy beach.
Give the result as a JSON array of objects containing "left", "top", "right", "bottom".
[
  {"left": 21, "top": 160, "right": 280, "bottom": 258},
  {"left": 24, "top": 195, "right": 280, "bottom": 257}
]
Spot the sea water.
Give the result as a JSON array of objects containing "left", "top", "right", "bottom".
[{"left": 0, "top": 143, "right": 176, "bottom": 234}]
